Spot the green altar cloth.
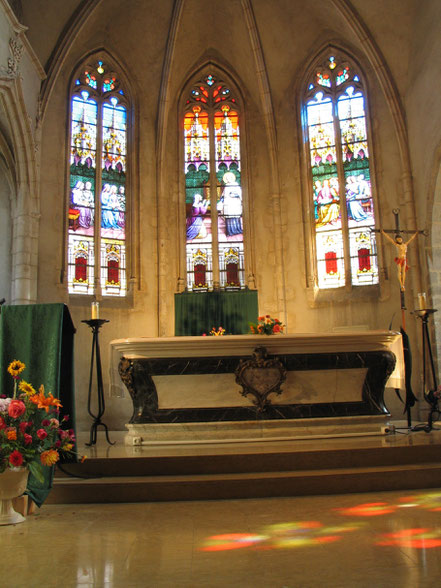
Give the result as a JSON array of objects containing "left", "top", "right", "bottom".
[
  {"left": 175, "top": 290, "right": 258, "bottom": 336},
  {"left": 0, "top": 303, "right": 76, "bottom": 507}
]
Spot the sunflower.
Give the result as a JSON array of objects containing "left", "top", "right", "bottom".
[
  {"left": 7, "top": 360, "right": 26, "bottom": 378},
  {"left": 18, "top": 380, "right": 36, "bottom": 396}
]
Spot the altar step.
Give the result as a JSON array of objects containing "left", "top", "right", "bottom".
[{"left": 47, "top": 429, "right": 441, "bottom": 504}]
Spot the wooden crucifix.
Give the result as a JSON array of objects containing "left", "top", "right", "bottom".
[{"left": 376, "top": 208, "right": 427, "bottom": 312}]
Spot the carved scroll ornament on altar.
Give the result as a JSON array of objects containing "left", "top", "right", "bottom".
[{"left": 235, "top": 346, "right": 287, "bottom": 412}]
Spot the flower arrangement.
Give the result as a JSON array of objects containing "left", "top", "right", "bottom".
[
  {"left": 202, "top": 326, "right": 226, "bottom": 336},
  {"left": 0, "top": 360, "right": 82, "bottom": 482},
  {"left": 249, "top": 315, "right": 285, "bottom": 335}
]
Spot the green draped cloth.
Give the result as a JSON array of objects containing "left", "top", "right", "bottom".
[
  {"left": 175, "top": 290, "right": 258, "bottom": 336},
  {"left": 0, "top": 303, "right": 76, "bottom": 507}
]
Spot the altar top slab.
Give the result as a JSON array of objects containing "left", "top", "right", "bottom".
[{"left": 110, "top": 331, "right": 401, "bottom": 359}]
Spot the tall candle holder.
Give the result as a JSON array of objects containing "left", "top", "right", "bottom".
[
  {"left": 82, "top": 318, "right": 114, "bottom": 446},
  {"left": 412, "top": 308, "right": 439, "bottom": 432}
]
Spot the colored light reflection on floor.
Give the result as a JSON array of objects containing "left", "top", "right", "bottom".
[
  {"left": 376, "top": 528, "right": 441, "bottom": 548},
  {"left": 335, "top": 501, "right": 398, "bottom": 517},
  {"left": 200, "top": 521, "right": 363, "bottom": 552},
  {"left": 199, "top": 490, "right": 441, "bottom": 552}
]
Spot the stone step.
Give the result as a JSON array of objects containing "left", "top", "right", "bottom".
[
  {"left": 47, "top": 462, "right": 441, "bottom": 504},
  {"left": 56, "top": 441, "right": 441, "bottom": 478}
]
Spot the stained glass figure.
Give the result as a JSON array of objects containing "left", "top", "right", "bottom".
[
  {"left": 184, "top": 74, "right": 245, "bottom": 291},
  {"left": 305, "top": 53, "right": 378, "bottom": 289},
  {"left": 68, "top": 59, "right": 128, "bottom": 296}
]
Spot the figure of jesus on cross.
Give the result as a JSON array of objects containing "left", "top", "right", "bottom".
[
  {"left": 379, "top": 208, "right": 426, "bottom": 293},
  {"left": 381, "top": 229, "right": 418, "bottom": 291}
]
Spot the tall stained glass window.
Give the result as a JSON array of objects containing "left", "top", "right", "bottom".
[
  {"left": 67, "top": 59, "right": 128, "bottom": 296},
  {"left": 304, "top": 54, "right": 378, "bottom": 289},
  {"left": 184, "top": 74, "right": 244, "bottom": 291}
]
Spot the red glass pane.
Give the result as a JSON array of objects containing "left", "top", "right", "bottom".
[
  {"left": 358, "top": 248, "right": 371, "bottom": 272},
  {"left": 325, "top": 251, "right": 337, "bottom": 274},
  {"left": 226, "top": 262, "right": 239, "bottom": 286},
  {"left": 75, "top": 255, "right": 87, "bottom": 282},
  {"left": 194, "top": 263, "right": 206, "bottom": 287},
  {"left": 108, "top": 258, "right": 119, "bottom": 284}
]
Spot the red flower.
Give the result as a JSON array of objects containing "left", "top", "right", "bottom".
[
  {"left": 37, "top": 428, "right": 48, "bottom": 440},
  {"left": 42, "top": 419, "right": 50, "bottom": 427},
  {"left": 24, "top": 433, "right": 33, "bottom": 445},
  {"left": 8, "top": 399, "right": 26, "bottom": 418},
  {"left": 9, "top": 450, "right": 24, "bottom": 467},
  {"left": 19, "top": 421, "right": 29, "bottom": 433},
  {"left": 273, "top": 324, "right": 281, "bottom": 333},
  {"left": 0, "top": 416, "right": 6, "bottom": 430}
]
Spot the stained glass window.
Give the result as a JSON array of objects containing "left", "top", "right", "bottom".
[
  {"left": 68, "top": 60, "right": 128, "bottom": 296},
  {"left": 304, "top": 53, "right": 378, "bottom": 289},
  {"left": 184, "top": 74, "right": 244, "bottom": 291}
]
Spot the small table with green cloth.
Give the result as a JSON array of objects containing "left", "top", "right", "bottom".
[
  {"left": 174, "top": 290, "right": 258, "bottom": 336},
  {"left": 0, "top": 303, "right": 76, "bottom": 507}
]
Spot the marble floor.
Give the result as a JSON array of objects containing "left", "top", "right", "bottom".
[
  {"left": 3, "top": 487, "right": 441, "bottom": 587},
  {"left": 3, "top": 422, "right": 441, "bottom": 587}
]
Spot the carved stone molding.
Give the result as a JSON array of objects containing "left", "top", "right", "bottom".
[
  {"left": 235, "top": 346, "right": 287, "bottom": 412},
  {"left": 118, "top": 357, "right": 159, "bottom": 423},
  {"left": 0, "top": 36, "right": 24, "bottom": 79}
]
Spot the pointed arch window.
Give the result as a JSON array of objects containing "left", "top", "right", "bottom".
[
  {"left": 183, "top": 73, "right": 245, "bottom": 291},
  {"left": 303, "top": 53, "right": 378, "bottom": 289},
  {"left": 67, "top": 59, "right": 128, "bottom": 296}
]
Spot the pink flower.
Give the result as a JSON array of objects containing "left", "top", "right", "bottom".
[
  {"left": 37, "top": 428, "right": 48, "bottom": 440},
  {"left": 24, "top": 433, "right": 33, "bottom": 445},
  {"left": 8, "top": 399, "right": 26, "bottom": 418},
  {"left": 9, "top": 450, "right": 24, "bottom": 467},
  {"left": 50, "top": 418, "right": 60, "bottom": 428}
]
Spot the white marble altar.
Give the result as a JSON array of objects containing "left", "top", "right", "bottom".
[{"left": 110, "top": 331, "right": 401, "bottom": 445}]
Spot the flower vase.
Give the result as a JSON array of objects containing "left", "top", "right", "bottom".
[{"left": 0, "top": 467, "right": 29, "bottom": 525}]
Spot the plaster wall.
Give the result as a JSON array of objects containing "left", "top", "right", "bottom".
[{"left": 405, "top": 0, "right": 441, "bottom": 381}]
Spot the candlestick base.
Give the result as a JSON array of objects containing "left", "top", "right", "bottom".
[{"left": 82, "top": 319, "right": 114, "bottom": 446}]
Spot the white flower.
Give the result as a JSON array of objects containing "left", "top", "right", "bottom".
[{"left": 0, "top": 397, "right": 12, "bottom": 412}]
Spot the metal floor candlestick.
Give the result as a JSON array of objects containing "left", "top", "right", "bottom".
[
  {"left": 82, "top": 319, "right": 114, "bottom": 446},
  {"left": 413, "top": 309, "right": 439, "bottom": 432}
]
